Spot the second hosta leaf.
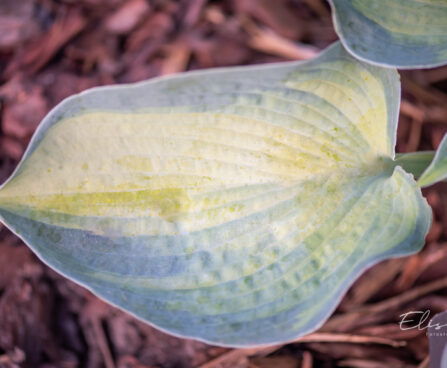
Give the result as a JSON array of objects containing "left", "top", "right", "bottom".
[
  {"left": 330, "top": 0, "right": 447, "bottom": 68},
  {"left": 0, "top": 43, "right": 431, "bottom": 346},
  {"left": 418, "top": 134, "right": 447, "bottom": 187}
]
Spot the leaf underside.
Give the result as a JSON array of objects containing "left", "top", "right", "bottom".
[
  {"left": 0, "top": 43, "right": 431, "bottom": 347},
  {"left": 330, "top": 0, "right": 447, "bottom": 68}
]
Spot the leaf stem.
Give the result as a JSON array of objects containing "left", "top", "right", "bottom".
[{"left": 393, "top": 151, "right": 435, "bottom": 179}]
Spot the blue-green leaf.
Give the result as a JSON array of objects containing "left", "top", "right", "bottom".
[
  {"left": 418, "top": 134, "right": 447, "bottom": 187},
  {"left": 0, "top": 42, "right": 431, "bottom": 347},
  {"left": 329, "top": 0, "right": 447, "bottom": 68}
]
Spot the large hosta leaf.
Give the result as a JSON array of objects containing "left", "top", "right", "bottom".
[
  {"left": 329, "top": 0, "right": 447, "bottom": 68},
  {"left": 0, "top": 43, "right": 431, "bottom": 346}
]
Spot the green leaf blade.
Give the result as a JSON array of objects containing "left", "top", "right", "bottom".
[
  {"left": 418, "top": 134, "right": 447, "bottom": 187},
  {"left": 0, "top": 43, "right": 431, "bottom": 346},
  {"left": 330, "top": 0, "right": 447, "bottom": 69}
]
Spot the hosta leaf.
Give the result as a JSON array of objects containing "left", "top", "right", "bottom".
[
  {"left": 329, "top": 0, "right": 447, "bottom": 68},
  {"left": 418, "top": 134, "right": 447, "bottom": 187},
  {"left": 0, "top": 43, "right": 431, "bottom": 347},
  {"left": 428, "top": 311, "right": 447, "bottom": 367}
]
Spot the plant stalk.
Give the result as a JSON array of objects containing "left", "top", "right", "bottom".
[{"left": 393, "top": 151, "right": 435, "bottom": 180}]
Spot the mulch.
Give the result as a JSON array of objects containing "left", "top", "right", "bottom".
[{"left": 1, "top": 1, "right": 447, "bottom": 367}]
